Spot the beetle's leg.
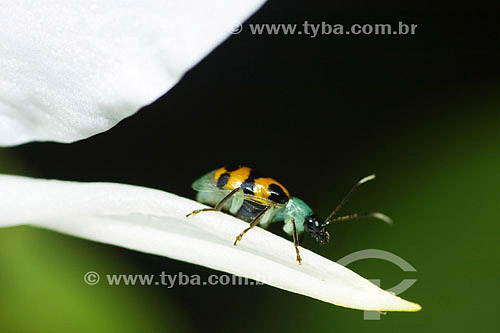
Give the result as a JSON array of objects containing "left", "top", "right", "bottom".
[
  {"left": 229, "top": 188, "right": 244, "bottom": 215},
  {"left": 256, "top": 206, "right": 273, "bottom": 229},
  {"left": 258, "top": 207, "right": 274, "bottom": 229},
  {"left": 291, "top": 218, "right": 302, "bottom": 265},
  {"left": 186, "top": 187, "right": 240, "bottom": 217},
  {"left": 234, "top": 205, "right": 270, "bottom": 246}
]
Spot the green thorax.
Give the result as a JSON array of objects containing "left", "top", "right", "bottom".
[{"left": 276, "top": 196, "right": 314, "bottom": 233}]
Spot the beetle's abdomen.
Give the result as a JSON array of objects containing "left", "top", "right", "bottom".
[
  {"left": 214, "top": 166, "right": 290, "bottom": 204},
  {"left": 235, "top": 200, "right": 267, "bottom": 222}
]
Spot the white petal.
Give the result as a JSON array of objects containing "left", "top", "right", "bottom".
[
  {"left": 0, "top": 174, "right": 421, "bottom": 312},
  {"left": 0, "top": 0, "right": 265, "bottom": 146}
]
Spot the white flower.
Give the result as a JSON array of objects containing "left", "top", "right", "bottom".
[
  {"left": 0, "top": 0, "right": 265, "bottom": 146},
  {"left": 0, "top": 174, "right": 421, "bottom": 312}
]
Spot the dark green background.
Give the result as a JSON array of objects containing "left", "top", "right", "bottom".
[{"left": 1, "top": 1, "right": 499, "bottom": 332}]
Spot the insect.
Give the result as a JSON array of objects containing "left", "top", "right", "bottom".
[{"left": 186, "top": 165, "right": 392, "bottom": 264}]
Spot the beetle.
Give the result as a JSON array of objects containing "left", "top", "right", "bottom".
[{"left": 186, "top": 165, "right": 392, "bottom": 264}]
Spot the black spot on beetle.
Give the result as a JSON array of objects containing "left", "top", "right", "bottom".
[
  {"left": 216, "top": 173, "right": 230, "bottom": 188},
  {"left": 241, "top": 169, "right": 260, "bottom": 195},
  {"left": 241, "top": 177, "right": 255, "bottom": 195},
  {"left": 268, "top": 183, "right": 289, "bottom": 204}
]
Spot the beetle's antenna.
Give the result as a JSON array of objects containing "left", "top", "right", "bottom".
[
  {"left": 327, "top": 212, "right": 393, "bottom": 225},
  {"left": 324, "top": 174, "right": 376, "bottom": 224}
]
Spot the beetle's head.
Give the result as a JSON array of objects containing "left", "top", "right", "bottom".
[{"left": 303, "top": 214, "right": 330, "bottom": 244}]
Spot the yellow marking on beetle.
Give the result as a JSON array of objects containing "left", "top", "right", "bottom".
[
  {"left": 225, "top": 167, "right": 252, "bottom": 190},
  {"left": 214, "top": 167, "right": 227, "bottom": 181},
  {"left": 254, "top": 177, "right": 290, "bottom": 199},
  {"left": 213, "top": 166, "right": 289, "bottom": 204}
]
